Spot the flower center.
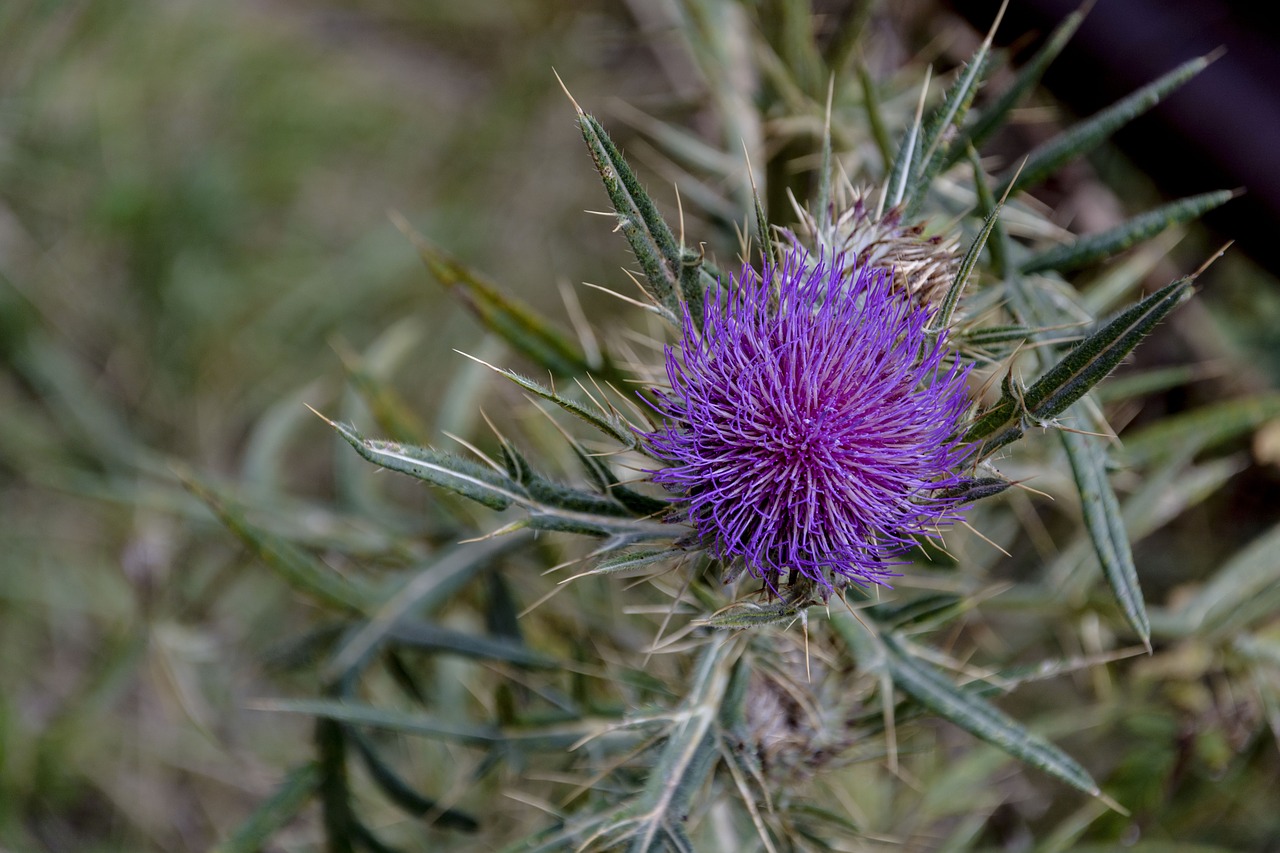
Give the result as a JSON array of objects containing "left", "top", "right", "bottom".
[{"left": 765, "top": 394, "right": 854, "bottom": 476}]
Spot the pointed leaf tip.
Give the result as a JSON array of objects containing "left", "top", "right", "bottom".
[{"left": 551, "top": 67, "right": 584, "bottom": 115}]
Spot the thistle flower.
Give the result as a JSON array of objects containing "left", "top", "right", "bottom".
[{"left": 645, "top": 252, "right": 973, "bottom": 590}]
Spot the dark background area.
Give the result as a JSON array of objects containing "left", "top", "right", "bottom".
[{"left": 949, "top": 0, "right": 1280, "bottom": 280}]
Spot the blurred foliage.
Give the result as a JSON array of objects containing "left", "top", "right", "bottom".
[
  {"left": 0, "top": 0, "right": 643, "bottom": 849},
  {"left": 2, "top": 1, "right": 1279, "bottom": 851}
]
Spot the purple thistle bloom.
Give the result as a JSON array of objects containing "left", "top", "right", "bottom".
[{"left": 644, "top": 252, "right": 973, "bottom": 590}]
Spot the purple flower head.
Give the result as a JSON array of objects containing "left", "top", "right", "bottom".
[{"left": 644, "top": 251, "right": 973, "bottom": 590}]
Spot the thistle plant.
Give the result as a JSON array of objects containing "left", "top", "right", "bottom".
[{"left": 194, "top": 3, "right": 1280, "bottom": 850}]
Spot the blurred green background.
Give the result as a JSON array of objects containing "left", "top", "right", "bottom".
[
  {"left": 3, "top": 2, "right": 1279, "bottom": 851},
  {"left": 0, "top": 2, "right": 659, "bottom": 848}
]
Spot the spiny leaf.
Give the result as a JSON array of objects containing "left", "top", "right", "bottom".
[
  {"left": 588, "top": 548, "right": 683, "bottom": 577},
  {"left": 629, "top": 633, "right": 739, "bottom": 852},
  {"left": 933, "top": 149, "right": 1006, "bottom": 332},
  {"left": 498, "top": 437, "right": 535, "bottom": 486},
  {"left": 970, "top": 146, "right": 1011, "bottom": 279},
  {"left": 935, "top": 477, "right": 1012, "bottom": 504},
  {"left": 880, "top": 633, "right": 1100, "bottom": 797},
  {"left": 576, "top": 97, "right": 727, "bottom": 315},
  {"left": 325, "top": 414, "right": 676, "bottom": 542},
  {"left": 1020, "top": 190, "right": 1235, "bottom": 275},
  {"left": 906, "top": 28, "right": 996, "bottom": 217},
  {"left": 566, "top": 440, "right": 669, "bottom": 516},
  {"left": 324, "top": 416, "right": 522, "bottom": 511},
  {"left": 575, "top": 107, "right": 690, "bottom": 318},
  {"left": 609, "top": 485, "right": 670, "bottom": 518},
  {"left": 1061, "top": 427, "right": 1149, "bottom": 646},
  {"left": 947, "top": 3, "right": 1090, "bottom": 169},
  {"left": 996, "top": 53, "right": 1213, "bottom": 197},
  {"left": 965, "top": 277, "right": 1193, "bottom": 456},
  {"left": 885, "top": 78, "right": 926, "bottom": 211},
  {"left": 961, "top": 324, "right": 1060, "bottom": 349},
  {"left": 212, "top": 763, "right": 321, "bottom": 853},
  {"left": 748, "top": 155, "right": 778, "bottom": 271},
  {"left": 705, "top": 598, "right": 805, "bottom": 629},
  {"left": 393, "top": 216, "right": 597, "bottom": 378},
  {"left": 466, "top": 355, "right": 639, "bottom": 449}
]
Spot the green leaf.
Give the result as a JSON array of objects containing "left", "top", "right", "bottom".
[
  {"left": 260, "top": 698, "right": 638, "bottom": 751},
  {"left": 348, "top": 730, "right": 479, "bottom": 832},
  {"left": 393, "top": 215, "right": 598, "bottom": 378},
  {"left": 628, "top": 633, "right": 739, "bottom": 852},
  {"left": 1061, "top": 427, "right": 1149, "bottom": 645},
  {"left": 575, "top": 108, "right": 688, "bottom": 319},
  {"left": 325, "top": 416, "right": 676, "bottom": 543},
  {"left": 750, "top": 167, "right": 778, "bottom": 271},
  {"left": 880, "top": 633, "right": 1100, "bottom": 797},
  {"left": 969, "top": 146, "right": 1011, "bottom": 279},
  {"left": 470, "top": 357, "right": 639, "bottom": 449},
  {"left": 816, "top": 86, "right": 835, "bottom": 234},
  {"left": 181, "top": 472, "right": 375, "bottom": 613},
  {"left": 1020, "top": 190, "right": 1235, "bottom": 275},
  {"left": 527, "top": 474, "right": 635, "bottom": 519},
  {"left": 867, "top": 593, "right": 963, "bottom": 630},
  {"left": 588, "top": 548, "right": 684, "bottom": 576},
  {"left": 566, "top": 440, "right": 669, "bottom": 516},
  {"left": 1167, "top": 521, "right": 1280, "bottom": 637},
  {"left": 948, "top": 3, "right": 1089, "bottom": 168},
  {"left": 326, "top": 536, "right": 527, "bottom": 682},
  {"left": 1119, "top": 392, "right": 1280, "bottom": 465},
  {"left": 907, "top": 44, "right": 992, "bottom": 216},
  {"left": 997, "top": 54, "right": 1213, "bottom": 197},
  {"left": 934, "top": 150, "right": 1006, "bottom": 332},
  {"left": 960, "top": 324, "right": 1049, "bottom": 349},
  {"left": 936, "top": 477, "right": 1012, "bottom": 504},
  {"left": 885, "top": 97, "right": 924, "bottom": 211},
  {"left": 857, "top": 61, "right": 894, "bottom": 173},
  {"left": 704, "top": 598, "right": 805, "bottom": 629},
  {"left": 966, "top": 277, "right": 1193, "bottom": 456},
  {"left": 387, "top": 620, "right": 557, "bottom": 668},
  {"left": 212, "top": 763, "right": 321, "bottom": 853},
  {"left": 323, "top": 416, "right": 522, "bottom": 510}
]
